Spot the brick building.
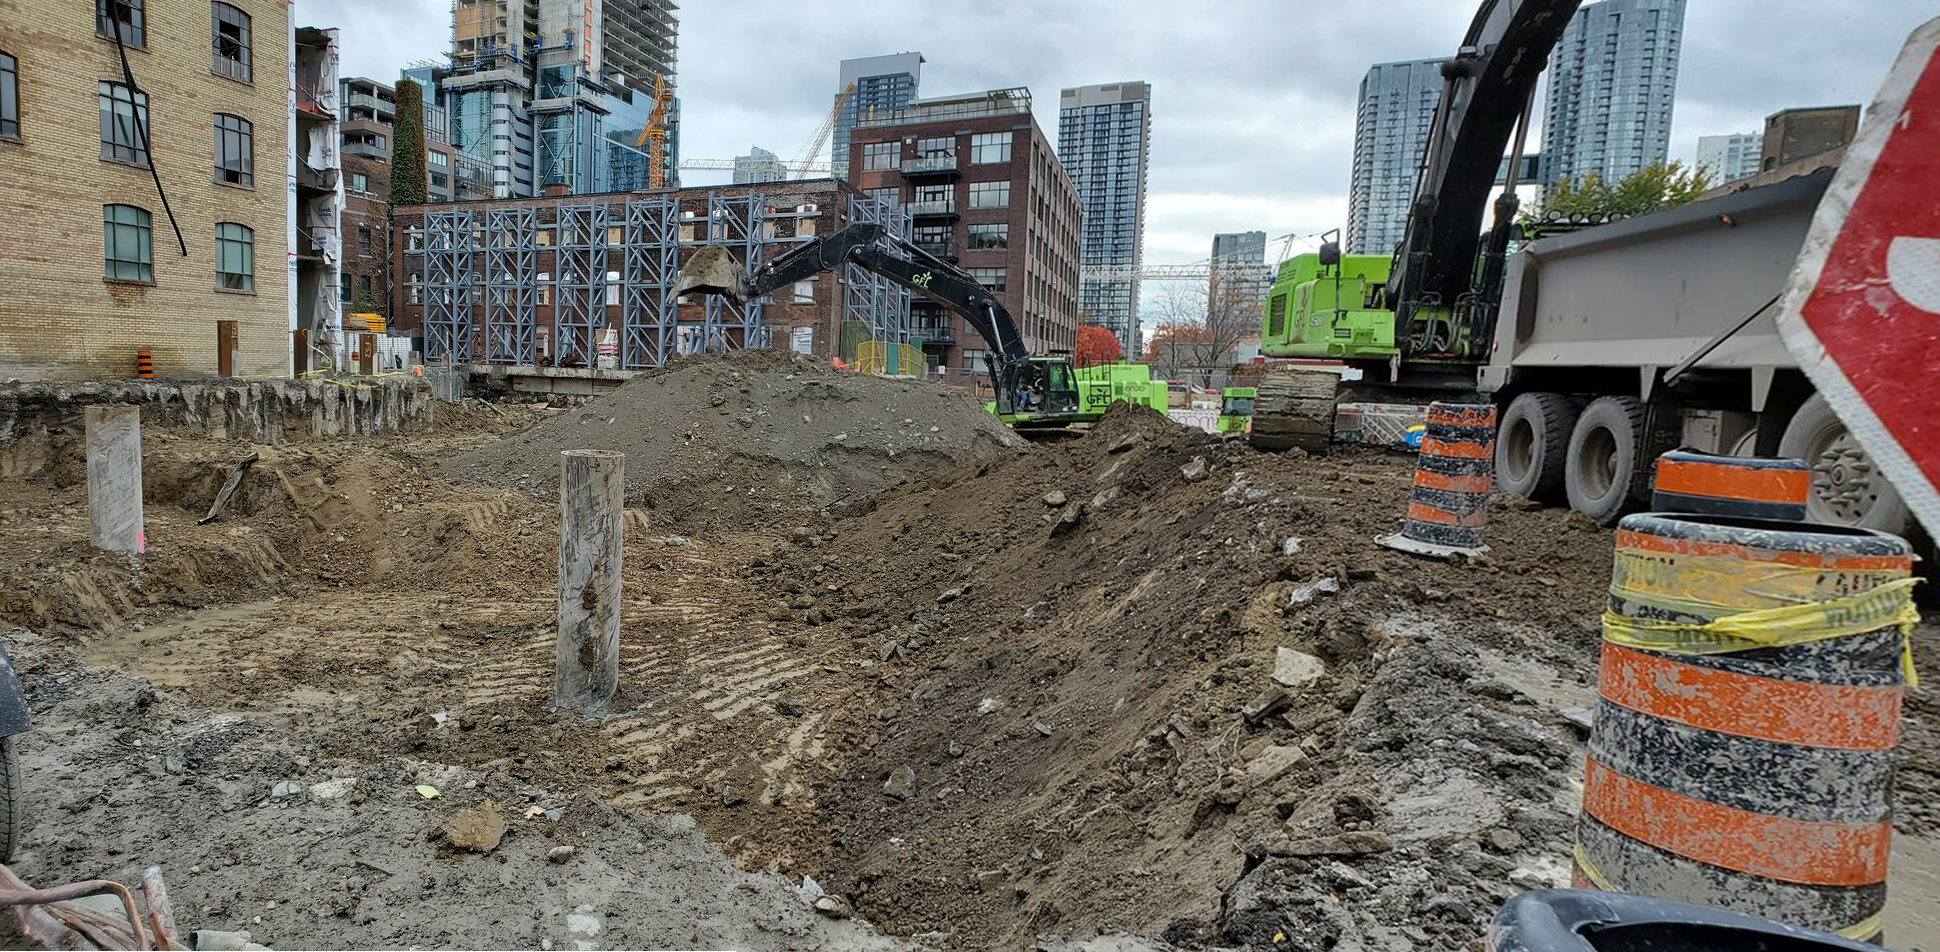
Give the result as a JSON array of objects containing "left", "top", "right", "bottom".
[
  {"left": 388, "top": 180, "right": 894, "bottom": 366},
  {"left": 0, "top": 0, "right": 294, "bottom": 379},
  {"left": 847, "top": 88, "right": 1082, "bottom": 386},
  {"left": 343, "top": 153, "right": 390, "bottom": 313}
]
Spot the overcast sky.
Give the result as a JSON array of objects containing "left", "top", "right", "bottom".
[{"left": 323, "top": 0, "right": 1935, "bottom": 302}]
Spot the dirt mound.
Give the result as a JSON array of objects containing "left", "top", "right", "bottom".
[
  {"left": 443, "top": 349, "right": 1026, "bottom": 533},
  {"left": 748, "top": 404, "right": 1619, "bottom": 949}
]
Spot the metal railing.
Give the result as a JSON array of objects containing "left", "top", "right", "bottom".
[
  {"left": 901, "top": 154, "right": 957, "bottom": 176},
  {"left": 908, "top": 200, "right": 956, "bottom": 217},
  {"left": 212, "top": 51, "right": 250, "bottom": 83}
]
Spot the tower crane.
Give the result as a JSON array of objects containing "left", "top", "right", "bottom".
[{"left": 632, "top": 74, "right": 675, "bottom": 189}]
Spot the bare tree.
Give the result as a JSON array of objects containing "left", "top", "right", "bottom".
[{"left": 1141, "top": 280, "right": 1260, "bottom": 389}]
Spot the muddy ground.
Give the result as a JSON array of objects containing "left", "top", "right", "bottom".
[{"left": 0, "top": 371, "right": 1935, "bottom": 951}]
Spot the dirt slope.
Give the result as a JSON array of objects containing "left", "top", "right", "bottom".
[{"left": 443, "top": 349, "right": 1025, "bottom": 533}]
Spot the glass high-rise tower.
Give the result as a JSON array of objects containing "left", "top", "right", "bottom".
[
  {"left": 1059, "top": 81, "right": 1152, "bottom": 355},
  {"left": 1541, "top": 0, "right": 1686, "bottom": 186},
  {"left": 832, "top": 53, "right": 923, "bottom": 181},
  {"left": 1346, "top": 58, "right": 1444, "bottom": 256}
]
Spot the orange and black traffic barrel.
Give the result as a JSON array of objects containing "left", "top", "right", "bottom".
[
  {"left": 135, "top": 349, "right": 154, "bottom": 379},
  {"left": 1652, "top": 449, "right": 1810, "bottom": 521},
  {"left": 1379, "top": 402, "right": 1496, "bottom": 557},
  {"left": 1576, "top": 512, "right": 1918, "bottom": 942}
]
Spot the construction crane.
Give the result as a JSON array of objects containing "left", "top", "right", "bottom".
[
  {"left": 678, "top": 158, "right": 833, "bottom": 174},
  {"left": 792, "top": 81, "right": 853, "bottom": 180},
  {"left": 632, "top": 74, "right": 675, "bottom": 189}
]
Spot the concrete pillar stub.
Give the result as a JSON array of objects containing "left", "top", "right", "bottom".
[
  {"left": 555, "top": 449, "right": 625, "bottom": 714},
  {"left": 85, "top": 405, "right": 144, "bottom": 553}
]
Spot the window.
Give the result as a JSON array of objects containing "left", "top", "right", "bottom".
[
  {"left": 793, "top": 280, "right": 814, "bottom": 304},
  {"left": 211, "top": 3, "right": 251, "bottom": 81},
  {"left": 969, "top": 268, "right": 1006, "bottom": 293},
  {"left": 0, "top": 53, "right": 16, "bottom": 140},
  {"left": 968, "top": 223, "right": 1008, "bottom": 251},
  {"left": 428, "top": 150, "right": 448, "bottom": 167},
  {"left": 961, "top": 348, "right": 987, "bottom": 372},
  {"left": 913, "top": 224, "right": 950, "bottom": 248},
  {"left": 862, "top": 141, "right": 898, "bottom": 171},
  {"left": 214, "top": 113, "right": 251, "bottom": 185},
  {"left": 350, "top": 172, "right": 368, "bottom": 194},
  {"left": 604, "top": 271, "right": 620, "bottom": 306},
  {"left": 970, "top": 181, "right": 1010, "bottom": 208},
  {"left": 536, "top": 272, "right": 549, "bottom": 305},
  {"left": 406, "top": 226, "right": 424, "bottom": 251},
  {"left": 103, "top": 204, "right": 152, "bottom": 282},
  {"left": 408, "top": 274, "right": 423, "bottom": 304},
  {"left": 535, "top": 228, "right": 552, "bottom": 247},
  {"left": 913, "top": 183, "right": 950, "bottom": 205},
  {"left": 429, "top": 171, "right": 449, "bottom": 189},
  {"left": 357, "top": 227, "right": 372, "bottom": 252},
  {"left": 971, "top": 132, "right": 1012, "bottom": 164},
  {"left": 97, "top": 0, "right": 145, "bottom": 47},
  {"left": 99, "top": 82, "right": 148, "bottom": 165},
  {"left": 608, "top": 226, "right": 623, "bottom": 246},
  {"left": 360, "top": 275, "right": 372, "bottom": 296},
  {"left": 865, "top": 186, "right": 899, "bottom": 207},
  {"left": 341, "top": 283, "right": 353, "bottom": 302},
  {"left": 215, "top": 222, "right": 253, "bottom": 290},
  {"left": 916, "top": 136, "right": 953, "bottom": 159}
]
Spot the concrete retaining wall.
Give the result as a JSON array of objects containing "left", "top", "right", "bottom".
[{"left": 0, "top": 376, "right": 437, "bottom": 451}]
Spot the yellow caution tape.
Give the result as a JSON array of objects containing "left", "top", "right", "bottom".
[
  {"left": 1603, "top": 577, "right": 1921, "bottom": 687},
  {"left": 1570, "top": 842, "right": 1885, "bottom": 942}
]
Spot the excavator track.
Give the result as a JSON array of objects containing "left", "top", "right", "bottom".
[{"left": 1247, "top": 367, "right": 1340, "bottom": 453}]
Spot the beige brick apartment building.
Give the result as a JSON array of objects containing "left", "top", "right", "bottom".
[{"left": 0, "top": 0, "right": 293, "bottom": 379}]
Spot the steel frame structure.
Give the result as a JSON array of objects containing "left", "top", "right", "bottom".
[
  {"left": 699, "top": 191, "right": 766, "bottom": 355},
  {"left": 484, "top": 206, "right": 539, "bottom": 364},
  {"left": 842, "top": 194, "right": 914, "bottom": 343},
  {"left": 621, "top": 196, "right": 679, "bottom": 369},
  {"left": 554, "top": 201, "right": 610, "bottom": 367},
  {"left": 423, "top": 208, "right": 477, "bottom": 362}
]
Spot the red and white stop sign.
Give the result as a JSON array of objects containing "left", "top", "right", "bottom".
[{"left": 1779, "top": 17, "right": 1940, "bottom": 537}]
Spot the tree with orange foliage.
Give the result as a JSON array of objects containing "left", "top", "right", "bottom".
[{"left": 1075, "top": 324, "right": 1123, "bottom": 367}]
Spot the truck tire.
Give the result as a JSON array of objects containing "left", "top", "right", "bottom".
[
  {"left": 1495, "top": 392, "right": 1578, "bottom": 503},
  {"left": 1778, "top": 393, "right": 1911, "bottom": 532},
  {"left": 0, "top": 734, "right": 20, "bottom": 862},
  {"left": 1565, "top": 396, "right": 1646, "bottom": 525}
]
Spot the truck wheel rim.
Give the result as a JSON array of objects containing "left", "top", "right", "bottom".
[
  {"left": 1811, "top": 429, "right": 1880, "bottom": 525},
  {"left": 1583, "top": 426, "right": 1619, "bottom": 500},
  {"left": 1504, "top": 417, "right": 1535, "bottom": 482}
]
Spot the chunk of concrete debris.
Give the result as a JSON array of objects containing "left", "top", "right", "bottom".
[
  {"left": 1043, "top": 489, "right": 1067, "bottom": 507},
  {"left": 948, "top": 739, "right": 965, "bottom": 757},
  {"left": 720, "top": 784, "right": 745, "bottom": 807},
  {"left": 1032, "top": 720, "right": 1054, "bottom": 737},
  {"left": 1107, "top": 435, "right": 1140, "bottom": 454},
  {"left": 308, "top": 778, "right": 357, "bottom": 801},
  {"left": 1557, "top": 705, "right": 1596, "bottom": 734},
  {"left": 1267, "top": 830, "right": 1394, "bottom": 857},
  {"left": 974, "top": 869, "right": 1005, "bottom": 892},
  {"left": 269, "top": 780, "right": 304, "bottom": 799},
  {"left": 1180, "top": 457, "right": 1210, "bottom": 482},
  {"left": 813, "top": 895, "right": 854, "bottom": 919},
  {"left": 883, "top": 765, "right": 917, "bottom": 800},
  {"left": 1270, "top": 647, "right": 1326, "bottom": 691},
  {"left": 1281, "top": 537, "right": 1303, "bottom": 556},
  {"left": 977, "top": 697, "right": 1004, "bottom": 715},
  {"left": 1287, "top": 576, "right": 1341, "bottom": 607},
  {"left": 441, "top": 800, "right": 508, "bottom": 853},
  {"left": 1485, "top": 828, "right": 1525, "bottom": 853},
  {"left": 1241, "top": 685, "right": 1292, "bottom": 725},
  {"left": 1050, "top": 504, "right": 1084, "bottom": 536},
  {"left": 774, "top": 698, "right": 806, "bottom": 717},
  {"left": 189, "top": 930, "right": 270, "bottom": 951},
  {"left": 1245, "top": 745, "right": 1307, "bottom": 785},
  {"left": 547, "top": 845, "right": 575, "bottom": 863}
]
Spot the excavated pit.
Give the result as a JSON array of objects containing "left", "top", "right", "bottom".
[{"left": 0, "top": 360, "right": 1936, "bottom": 950}]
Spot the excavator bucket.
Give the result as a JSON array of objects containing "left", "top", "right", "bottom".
[{"left": 677, "top": 245, "right": 751, "bottom": 303}]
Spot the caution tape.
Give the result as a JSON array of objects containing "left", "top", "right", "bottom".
[
  {"left": 1603, "top": 577, "right": 1921, "bottom": 686},
  {"left": 1570, "top": 842, "right": 1885, "bottom": 942}
]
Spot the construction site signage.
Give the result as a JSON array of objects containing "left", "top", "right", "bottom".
[{"left": 1777, "top": 16, "right": 1940, "bottom": 536}]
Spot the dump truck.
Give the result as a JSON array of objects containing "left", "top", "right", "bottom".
[{"left": 1253, "top": 0, "right": 1907, "bottom": 531}]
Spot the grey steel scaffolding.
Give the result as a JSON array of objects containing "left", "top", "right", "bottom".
[
  {"left": 554, "top": 201, "right": 610, "bottom": 367},
  {"left": 424, "top": 208, "right": 477, "bottom": 361},
  {"left": 700, "top": 191, "right": 766, "bottom": 355},
  {"left": 621, "top": 196, "right": 678, "bottom": 369},
  {"left": 484, "top": 206, "right": 539, "bottom": 364},
  {"left": 843, "top": 195, "right": 913, "bottom": 342}
]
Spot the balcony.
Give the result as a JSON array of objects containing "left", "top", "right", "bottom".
[
  {"left": 912, "top": 317, "right": 955, "bottom": 345},
  {"left": 908, "top": 199, "right": 957, "bottom": 219},
  {"left": 901, "top": 154, "right": 959, "bottom": 177},
  {"left": 912, "top": 239, "right": 955, "bottom": 262}
]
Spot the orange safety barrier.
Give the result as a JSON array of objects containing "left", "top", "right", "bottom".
[{"left": 1652, "top": 449, "right": 1810, "bottom": 521}]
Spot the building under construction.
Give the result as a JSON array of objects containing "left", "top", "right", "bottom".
[
  {"left": 440, "top": 0, "right": 679, "bottom": 198},
  {"left": 387, "top": 180, "right": 913, "bottom": 381}
]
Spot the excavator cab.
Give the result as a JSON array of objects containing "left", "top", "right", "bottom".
[{"left": 992, "top": 356, "right": 1081, "bottom": 425}]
